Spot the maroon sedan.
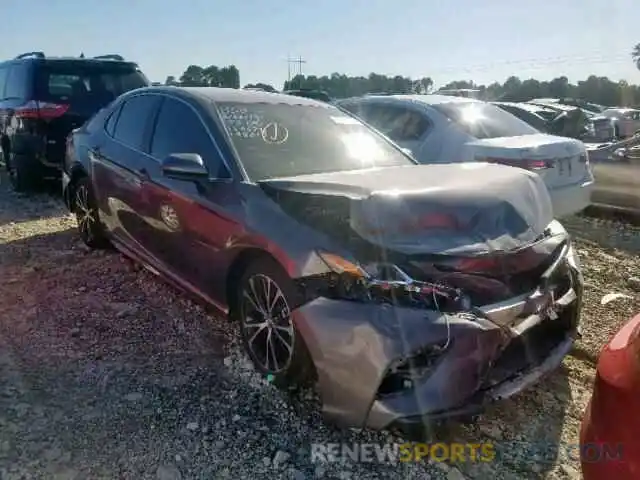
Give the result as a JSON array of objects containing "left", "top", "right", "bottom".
[
  {"left": 581, "top": 312, "right": 640, "bottom": 479},
  {"left": 62, "top": 87, "right": 583, "bottom": 433}
]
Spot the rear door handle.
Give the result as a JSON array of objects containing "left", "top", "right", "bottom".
[{"left": 138, "top": 167, "right": 149, "bottom": 179}]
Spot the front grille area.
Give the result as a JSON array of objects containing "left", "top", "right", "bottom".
[{"left": 481, "top": 300, "right": 576, "bottom": 389}]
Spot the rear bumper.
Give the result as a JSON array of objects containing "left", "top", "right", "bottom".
[{"left": 550, "top": 178, "right": 594, "bottom": 218}]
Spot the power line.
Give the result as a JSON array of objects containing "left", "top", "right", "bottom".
[
  {"left": 426, "top": 53, "right": 631, "bottom": 77},
  {"left": 286, "top": 55, "right": 306, "bottom": 81}
]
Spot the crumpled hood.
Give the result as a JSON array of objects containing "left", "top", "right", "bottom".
[{"left": 260, "top": 163, "right": 554, "bottom": 255}]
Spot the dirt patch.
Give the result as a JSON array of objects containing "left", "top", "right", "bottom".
[{"left": 0, "top": 180, "right": 636, "bottom": 479}]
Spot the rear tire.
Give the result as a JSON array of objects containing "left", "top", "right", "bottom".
[
  {"left": 235, "top": 258, "right": 316, "bottom": 389},
  {"left": 73, "top": 176, "right": 110, "bottom": 249},
  {"left": 6, "top": 153, "right": 37, "bottom": 193}
]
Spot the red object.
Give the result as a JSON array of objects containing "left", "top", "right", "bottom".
[
  {"left": 15, "top": 100, "right": 69, "bottom": 119},
  {"left": 580, "top": 313, "right": 640, "bottom": 479},
  {"left": 483, "top": 157, "right": 552, "bottom": 170}
]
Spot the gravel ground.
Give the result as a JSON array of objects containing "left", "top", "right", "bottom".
[{"left": 0, "top": 177, "right": 638, "bottom": 480}]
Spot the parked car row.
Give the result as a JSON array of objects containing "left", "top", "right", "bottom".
[
  {"left": 0, "top": 52, "right": 634, "bottom": 477},
  {"left": 335, "top": 94, "right": 594, "bottom": 218}
]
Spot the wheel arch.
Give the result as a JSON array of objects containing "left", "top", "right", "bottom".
[
  {"left": 225, "top": 248, "right": 286, "bottom": 319},
  {"left": 66, "top": 163, "right": 89, "bottom": 212}
]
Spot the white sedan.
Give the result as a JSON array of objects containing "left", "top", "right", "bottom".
[
  {"left": 600, "top": 108, "right": 640, "bottom": 138},
  {"left": 337, "top": 95, "right": 594, "bottom": 218}
]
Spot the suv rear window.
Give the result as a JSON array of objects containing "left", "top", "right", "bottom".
[
  {"left": 433, "top": 102, "right": 539, "bottom": 139},
  {"left": 34, "top": 62, "right": 149, "bottom": 104}
]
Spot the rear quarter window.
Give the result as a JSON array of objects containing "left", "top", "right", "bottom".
[
  {"left": 360, "top": 104, "right": 430, "bottom": 142},
  {"left": 433, "top": 102, "right": 539, "bottom": 139}
]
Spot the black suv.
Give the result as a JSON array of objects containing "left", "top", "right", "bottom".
[{"left": 0, "top": 52, "right": 150, "bottom": 192}]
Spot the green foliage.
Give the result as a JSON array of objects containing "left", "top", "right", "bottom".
[
  {"left": 172, "top": 65, "right": 240, "bottom": 88},
  {"left": 163, "top": 45, "right": 640, "bottom": 107},
  {"left": 283, "top": 73, "right": 434, "bottom": 97}
]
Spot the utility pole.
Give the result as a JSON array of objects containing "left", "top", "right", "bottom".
[{"left": 286, "top": 55, "right": 306, "bottom": 87}]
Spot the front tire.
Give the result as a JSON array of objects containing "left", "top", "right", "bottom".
[
  {"left": 236, "top": 258, "right": 316, "bottom": 389},
  {"left": 74, "top": 176, "right": 110, "bottom": 249}
]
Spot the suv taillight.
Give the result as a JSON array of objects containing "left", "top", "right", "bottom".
[{"left": 15, "top": 100, "right": 69, "bottom": 120}]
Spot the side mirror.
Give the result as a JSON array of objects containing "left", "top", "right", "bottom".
[{"left": 161, "top": 153, "right": 209, "bottom": 180}]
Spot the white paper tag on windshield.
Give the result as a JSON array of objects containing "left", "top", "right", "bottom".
[{"left": 330, "top": 116, "right": 360, "bottom": 125}]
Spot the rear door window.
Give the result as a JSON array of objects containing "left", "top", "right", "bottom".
[
  {"left": 433, "top": 102, "right": 539, "bottom": 139},
  {"left": 360, "top": 104, "right": 430, "bottom": 142},
  {"left": 4, "top": 64, "right": 30, "bottom": 99},
  {"left": 112, "top": 95, "right": 160, "bottom": 151}
]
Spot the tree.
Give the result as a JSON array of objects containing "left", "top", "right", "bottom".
[
  {"left": 632, "top": 43, "right": 640, "bottom": 70},
  {"left": 177, "top": 64, "right": 240, "bottom": 88},
  {"left": 163, "top": 59, "right": 640, "bottom": 107},
  {"left": 282, "top": 73, "right": 433, "bottom": 98}
]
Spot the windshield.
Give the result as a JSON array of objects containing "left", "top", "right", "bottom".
[
  {"left": 433, "top": 102, "right": 540, "bottom": 139},
  {"left": 215, "top": 101, "right": 415, "bottom": 181},
  {"left": 35, "top": 62, "right": 149, "bottom": 104}
]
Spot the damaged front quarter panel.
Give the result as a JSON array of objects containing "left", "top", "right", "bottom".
[
  {"left": 253, "top": 166, "right": 579, "bottom": 430},
  {"left": 292, "top": 297, "right": 505, "bottom": 429}
]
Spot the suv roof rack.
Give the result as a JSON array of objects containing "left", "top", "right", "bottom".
[
  {"left": 15, "top": 51, "right": 45, "bottom": 60},
  {"left": 93, "top": 54, "right": 124, "bottom": 61}
]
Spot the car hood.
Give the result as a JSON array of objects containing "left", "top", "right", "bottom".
[{"left": 259, "top": 163, "right": 554, "bottom": 256}]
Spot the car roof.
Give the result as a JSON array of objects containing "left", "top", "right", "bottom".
[
  {"left": 131, "top": 86, "right": 334, "bottom": 107},
  {"left": 0, "top": 56, "right": 139, "bottom": 68},
  {"left": 338, "top": 94, "right": 482, "bottom": 106},
  {"left": 494, "top": 101, "right": 555, "bottom": 113},
  {"left": 604, "top": 107, "right": 639, "bottom": 113}
]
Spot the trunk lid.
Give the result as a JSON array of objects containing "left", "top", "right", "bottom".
[
  {"left": 463, "top": 133, "right": 589, "bottom": 189},
  {"left": 260, "top": 162, "right": 553, "bottom": 256}
]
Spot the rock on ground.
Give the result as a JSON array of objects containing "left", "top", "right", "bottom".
[{"left": 1, "top": 178, "right": 637, "bottom": 479}]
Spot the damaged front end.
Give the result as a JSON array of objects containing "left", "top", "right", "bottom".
[{"left": 259, "top": 164, "right": 583, "bottom": 431}]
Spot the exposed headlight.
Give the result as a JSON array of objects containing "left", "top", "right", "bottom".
[{"left": 314, "top": 251, "right": 471, "bottom": 311}]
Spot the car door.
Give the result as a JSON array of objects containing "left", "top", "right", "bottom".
[
  {"left": 591, "top": 153, "right": 640, "bottom": 212},
  {"left": 135, "top": 95, "right": 241, "bottom": 304},
  {"left": 90, "top": 93, "right": 161, "bottom": 253}
]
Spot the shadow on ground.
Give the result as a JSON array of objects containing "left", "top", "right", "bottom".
[
  {"left": 0, "top": 175, "right": 67, "bottom": 227},
  {"left": 0, "top": 225, "right": 577, "bottom": 478}
]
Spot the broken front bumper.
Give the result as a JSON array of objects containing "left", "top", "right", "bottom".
[{"left": 294, "top": 246, "right": 582, "bottom": 431}]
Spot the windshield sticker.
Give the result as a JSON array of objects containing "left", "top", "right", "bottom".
[
  {"left": 218, "top": 105, "right": 265, "bottom": 139},
  {"left": 260, "top": 122, "right": 289, "bottom": 144},
  {"left": 330, "top": 116, "right": 360, "bottom": 125}
]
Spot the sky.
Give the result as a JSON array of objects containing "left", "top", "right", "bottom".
[{"left": 1, "top": 0, "right": 639, "bottom": 89}]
